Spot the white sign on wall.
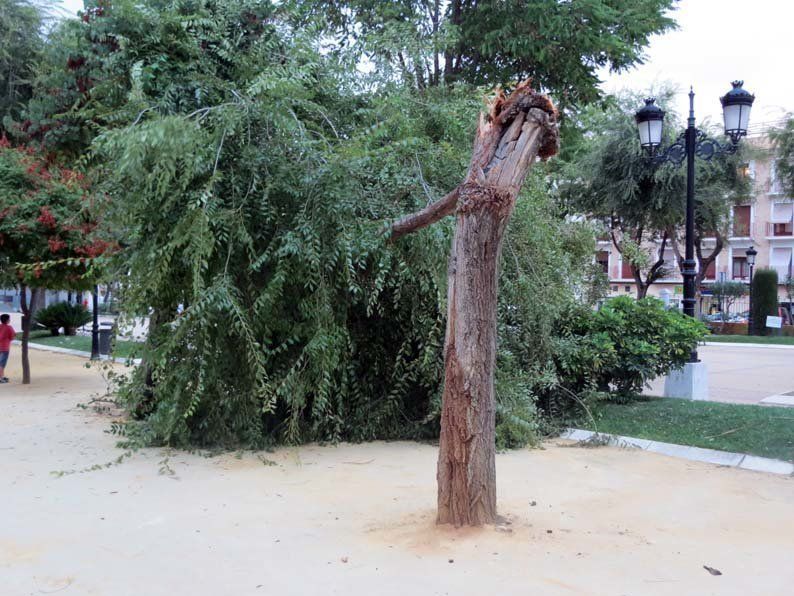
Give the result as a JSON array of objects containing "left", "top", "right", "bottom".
[{"left": 766, "top": 316, "right": 783, "bottom": 329}]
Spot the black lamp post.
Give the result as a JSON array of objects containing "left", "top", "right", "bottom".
[
  {"left": 91, "top": 284, "right": 100, "bottom": 360},
  {"left": 636, "top": 81, "right": 755, "bottom": 362},
  {"left": 746, "top": 245, "right": 757, "bottom": 334}
]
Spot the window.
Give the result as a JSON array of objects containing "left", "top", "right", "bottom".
[
  {"left": 621, "top": 260, "right": 633, "bottom": 279},
  {"left": 732, "top": 205, "right": 751, "bottom": 237},
  {"left": 769, "top": 202, "right": 794, "bottom": 236},
  {"left": 596, "top": 251, "right": 609, "bottom": 274},
  {"left": 771, "top": 247, "right": 794, "bottom": 281},
  {"left": 770, "top": 161, "right": 783, "bottom": 195},
  {"left": 739, "top": 160, "right": 755, "bottom": 180},
  {"left": 732, "top": 256, "right": 748, "bottom": 279}
]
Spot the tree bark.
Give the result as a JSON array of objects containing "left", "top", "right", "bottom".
[
  {"left": 19, "top": 285, "right": 40, "bottom": 385},
  {"left": 435, "top": 84, "right": 558, "bottom": 526},
  {"left": 388, "top": 82, "right": 557, "bottom": 526}
]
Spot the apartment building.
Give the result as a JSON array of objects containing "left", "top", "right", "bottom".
[{"left": 596, "top": 131, "right": 793, "bottom": 311}]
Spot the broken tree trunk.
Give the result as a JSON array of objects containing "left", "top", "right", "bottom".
[{"left": 390, "top": 81, "right": 558, "bottom": 526}]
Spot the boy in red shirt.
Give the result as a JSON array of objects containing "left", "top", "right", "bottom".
[{"left": 0, "top": 314, "right": 16, "bottom": 383}]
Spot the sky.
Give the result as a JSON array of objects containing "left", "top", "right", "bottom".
[
  {"left": 603, "top": 0, "right": 792, "bottom": 130},
  {"left": 55, "top": 0, "right": 793, "bottom": 129}
]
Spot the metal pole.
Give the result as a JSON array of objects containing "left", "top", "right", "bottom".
[
  {"left": 747, "top": 264, "right": 754, "bottom": 335},
  {"left": 91, "top": 285, "right": 100, "bottom": 360},
  {"left": 683, "top": 88, "right": 698, "bottom": 362}
]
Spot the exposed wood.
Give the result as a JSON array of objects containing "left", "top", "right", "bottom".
[
  {"left": 389, "top": 81, "right": 557, "bottom": 526},
  {"left": 435, "top": 82, "right": 557, "bottom": 526}
]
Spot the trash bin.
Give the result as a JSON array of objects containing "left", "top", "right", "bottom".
[{"left": 99, "top": 326, "right": 114, "bottom": 356}]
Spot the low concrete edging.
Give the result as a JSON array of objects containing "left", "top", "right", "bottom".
[
  {"left": 561, "top": 428, "right": 794, "bottom": 476},
  {"left": 20, "top": 341, "right": 142, "bottom": 365},
  {"left": 703, "top": 341, "right": 794, "bottom": 350}
]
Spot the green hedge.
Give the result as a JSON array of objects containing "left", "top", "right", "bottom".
[{"left": 750, "top": 269, "right": 779, "bottom": 335}]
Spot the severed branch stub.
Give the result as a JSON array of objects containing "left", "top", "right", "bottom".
[{"left": 389, "top": 80, "right": 559, "bottom": 527}]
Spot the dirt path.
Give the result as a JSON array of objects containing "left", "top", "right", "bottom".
[{"left": 2, "top": 349, "right": 793, "bottom": 595}]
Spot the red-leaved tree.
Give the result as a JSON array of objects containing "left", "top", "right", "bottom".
[{"left": 0, "top": 138, "right": 112, "bottom": 383}]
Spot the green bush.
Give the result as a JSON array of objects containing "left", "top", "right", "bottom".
[
  {"left": 750, "top": 268, "right": 779, "bottom": 335},
  {"left": 556, "top": 297, "right": 707, "bottom": 398},
  {"left": 34, "top": 304, "right": 63, "bottom": 335},
  {"left": 34, "top": 302, "right": 91, "bottom": 335}
]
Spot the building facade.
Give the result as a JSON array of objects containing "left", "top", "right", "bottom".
[{"left": 597, "top": 132, "right": 793, "bottom": 313}]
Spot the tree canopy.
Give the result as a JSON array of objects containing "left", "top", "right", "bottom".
[
  {"left": 0, "top": 0, "right": 47, "bottom": 133},
  {"left": 0, "top": 0, "right": 693, "bottom": 448},
  {"left": 557, "top": 88, "right": 749, "bottom": 297},
  {"left": 293, "top": 0, "right": 678, "bottom": 105}
]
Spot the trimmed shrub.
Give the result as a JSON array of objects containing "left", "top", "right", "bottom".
[
  {"left": 34, "top": 304, "right": 63, "bottom": 335},
  {"left": 750, "top": 268, "right": 779, "bottom": 335},
  {"left": 555, "top": 297, "right": 707, "bottom": 398},
  {"left": 34, "top": 302, "right": 91, "bottom": 336}
]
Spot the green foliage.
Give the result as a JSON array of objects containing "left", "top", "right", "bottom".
[
  {"left": 557, "top": 88, "right": 749, "bottom": 292},
  {"left": 34, "top": 301, "right": 91, "bottom": 332},
  {"left": 711, "top": 280, "right": 746, "bottom": 322},
  {"left": 750, "top": 268, "right": 779, "bottom": 335},
  {"left": 0, "top": 142, "right": 108, "bottom": 288},
  {"left": 496, "top": 168, "right": 601, "bottom": 446},
  {"left": 0, "top": 0, "right": 46, "bottom": 132},
  {"left": 2, "top": 0, "right": 680, "bottom": 447},
  {"left": 295, "top": 0, "right": 678, "bottom": 107},
  {"left": 556, "top": 297, "right": 706, "bottom": 398},
  {"left": 83, "top": 1, "right": 461, "bottom": 448}
]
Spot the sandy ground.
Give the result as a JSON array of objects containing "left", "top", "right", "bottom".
[
  {"left": 2, "top": 349, "right": 794, "bottom": 596},
  {"left": 647, "top": 343, "right": 794, "bottom": 404}
]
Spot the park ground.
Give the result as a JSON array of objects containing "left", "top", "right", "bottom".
[
  {"left": 2, "top": 349, "right": 794, "bottom": 596},
  {"left": 646, "top": 342, "right": 794, "bottom": 405}
]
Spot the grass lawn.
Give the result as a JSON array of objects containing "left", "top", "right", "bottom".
[
  {"left": 21, "top": 330, "right": 142, "bottom": 359},
  {"left": 706, "top": 334, "right": 794, "bottom": 345},
  {"left": 577, "top": 397, "right": 794, "bottom": 462}
]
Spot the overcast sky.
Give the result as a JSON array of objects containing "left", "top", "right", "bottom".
[
  {"left": 55, "top": 0, "right": 792, "bottom": 128},
  {"left": 600, "top": 0, "right": 793, "bottom": 129}
]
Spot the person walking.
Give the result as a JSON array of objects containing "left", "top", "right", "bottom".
[{"left": 0, "top": 314, "right": 16, "bottom": 383}]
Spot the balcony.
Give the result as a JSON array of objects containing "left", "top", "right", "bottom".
[
  {"left": 767, "top": 221, "right": 794, "bottom": 237},
  {"left": 772, "top": 265, "right": 793, "bottom": 282}
]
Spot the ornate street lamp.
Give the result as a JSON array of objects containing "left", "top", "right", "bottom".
[
  {"left": 635, "top": 82, "right": 755, "bottom": 363},
  {"left": 721, "top": 81, "right": 755, "bottom": 144},
  {"left": 746, "top": 245, "right": 757, "bottom": 334}
]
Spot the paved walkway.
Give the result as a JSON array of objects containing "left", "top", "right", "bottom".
[{"left": 647, "top": 343, "right": 794, "bottom": 405}]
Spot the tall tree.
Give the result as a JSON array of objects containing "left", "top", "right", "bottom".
[
  {"left": 294, "top": 0, "right": 678, "bottom": 105},
  {"left": 0, "top": 140, "right": 108, "bottom": 383},
  {"left": 0, "top": 0, "right": 46, "bottom": 133},
  {"left": 390, "top": 81, "right": 559, "bottom": 525}
]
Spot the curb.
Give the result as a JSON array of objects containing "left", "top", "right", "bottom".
[
  {"left": 703, "top": 341, "right": 794, "bottom": 350},
  {"left": 22, "top": 341, "right": 142, "bottom": 365},
  {"left": 561, "top": 428, "right": 794, "bottom": 476}
]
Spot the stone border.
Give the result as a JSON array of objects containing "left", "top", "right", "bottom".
[
  {"left": 19, "top": 341, "right": 142, "bottom": 365},
  {"left": 703, "top": 341, "right": 794, "bottom": 350},
  {"left": 561, "top": 428, "right": 794, "bottom": 476}
]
